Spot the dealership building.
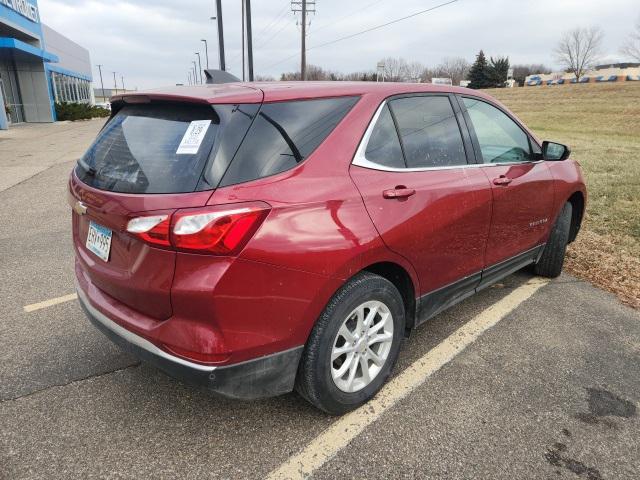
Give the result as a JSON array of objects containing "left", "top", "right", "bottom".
[{"left": 0, "top": 0, "right": 93, "bottom": 127}]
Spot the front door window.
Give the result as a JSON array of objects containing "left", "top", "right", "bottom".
[{"left": 462, "top": 97, "right": 532, "bottom": 164}]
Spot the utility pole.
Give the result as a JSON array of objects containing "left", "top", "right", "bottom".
[
  {"left": 195, "top": 52, "right": 203, "bottom": 84},
  {"left": 301, "top": 0, "right": 306, "bottom": 80},
  {"left": 201, "top": 39, "right": 209, "bottom": 69},
  {"left": 246, "top": 0, "right": 254, "bottom": 81},
  {"left": 96, "top": 64, "right": 105, "bottom": 101},
  {"left": 121, "top": 75, "right": 125, "bottom": 92},
  {"left": 291, "top": 0, "right": 315, "bottom": 80},
  {"left": 215, "top": 0, "right": 226, "bottom": 71},
  {"left": 112, "top": 71, "right": 118, "bottom": 95},
  {"left": 241, "top": 0, "right": 245, "bottom": 81}
]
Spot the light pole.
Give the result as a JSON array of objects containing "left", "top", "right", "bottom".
[
  {"left": 213, "top": 0, "right": 225, "bottom": 70},
  {"left": 195, "top": 52, "right": 203, "bottom": 84},
  {"left": 96, "top": 64, "right": 105, "bottom": 101},
  {"left": 201, "top": 39, "right": 209, "bottom": 69},
  {"left": 211, "top": 17, "right": 225, "bottom": 70},
  {"left": 192, "top": 61, "right": 198, "bottom": 84},
  {"left": 246, "top": 0, "right": 254, "bottom": 81},
  {"left": 121, "top": 75, "right": 125, "bottom": 92},
  {"left": 188, "top": 71, "right": 192, "bottom": 85},
  {"left": 112, "top": 71, "right": 118, "bottom": 95},
  {"left": 241, "top": 0, "right": 245, "bottom": 81}
]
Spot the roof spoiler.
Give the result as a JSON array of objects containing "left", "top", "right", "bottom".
[{"left": 204, "top": 69, "right": 241, "bottom": 84}]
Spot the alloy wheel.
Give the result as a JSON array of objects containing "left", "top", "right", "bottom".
[{"left": 330, "top": 300, "right": 394, "bottom": 393}]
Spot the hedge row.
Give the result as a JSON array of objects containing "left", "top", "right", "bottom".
[{"left": 55, "top": 102, "right": 110, "bottom": 121}]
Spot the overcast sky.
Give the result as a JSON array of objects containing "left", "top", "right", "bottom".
[{"left": 39, "top": 0, "right": 639, "bottom": 90}]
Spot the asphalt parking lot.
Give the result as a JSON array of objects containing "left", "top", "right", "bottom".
[{"left": 1, "top": 121, "right": 639, "bottom": 479}]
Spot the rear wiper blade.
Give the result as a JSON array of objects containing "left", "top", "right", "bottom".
[
  {"left": 77, "top": 158, "right": 97, "bottom": 176},
  {"left": 259, "top": 112, "right": 303, "bottom": 163}
]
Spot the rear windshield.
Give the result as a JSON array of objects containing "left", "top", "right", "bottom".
[
  {"left": 76, "top": 96, "right": 359, "bottom": 194},
  {"left": 76, "top": 103, "right": 221, "bottom": 194}
]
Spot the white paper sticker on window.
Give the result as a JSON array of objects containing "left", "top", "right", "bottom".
[{"left": 176, "top": 120, "right": 212, "bottom": 155}]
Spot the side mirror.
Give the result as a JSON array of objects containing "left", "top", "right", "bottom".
[{"left": 542, "top": 141, "right": 571, "bottom": 161}]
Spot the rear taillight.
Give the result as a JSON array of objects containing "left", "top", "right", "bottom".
[
  {"left": 126, "top": 215, "right": 171, "bottom": 247},
  {"left": 126, "top": 202, "right": 270, "bottom": 255}
]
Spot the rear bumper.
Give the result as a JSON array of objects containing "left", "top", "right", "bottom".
[{"left": 77, "top": 286, "right": 303, "bottom": 400}]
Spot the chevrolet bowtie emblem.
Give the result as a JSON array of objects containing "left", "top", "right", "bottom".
[{"left": 73, "top": 201, "right": 88, "bottom": 215}]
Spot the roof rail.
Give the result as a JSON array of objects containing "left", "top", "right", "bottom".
[{"left": 204, "top": 69, "right": 241, "bottom": 84}]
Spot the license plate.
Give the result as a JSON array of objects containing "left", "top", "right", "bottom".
[{"left": 86, "top": 221, "right": 112, "bottom": 262}]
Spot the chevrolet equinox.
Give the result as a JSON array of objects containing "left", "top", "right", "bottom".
[{"left": 70, "top": 82, "right": 586, "bottom": 414}]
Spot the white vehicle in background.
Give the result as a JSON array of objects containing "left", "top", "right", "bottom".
[
  {"left": 95, "top": 102, "right": 111, "bottom": 111},
  {"left": 431, "top": 77, "right": 453, "bottom": 86}
]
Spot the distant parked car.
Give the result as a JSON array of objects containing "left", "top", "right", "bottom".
[
  {"left": 70, "top": 82, "right": 586, "bottom": 414},
  {"left": 95, "top": 102, "right": 111, "bottom": 111}
]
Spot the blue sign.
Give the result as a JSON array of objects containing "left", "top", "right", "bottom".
[{"left": 0, "top": 0, "right": 39, "bottom": 23}]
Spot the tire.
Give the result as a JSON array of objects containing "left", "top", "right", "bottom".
[
  {"left": 534, "top": 202, "right": 573, "bottom": 278},
  {"left": 295, "top": 272, "right": 405, "bottom": 415}
]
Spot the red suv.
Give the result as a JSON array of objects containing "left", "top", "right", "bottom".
[{"left": 70, "top": 82, "right": 586, "bottom": 414}]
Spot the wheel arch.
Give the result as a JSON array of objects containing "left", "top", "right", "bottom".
[
  {"left": 566, "top": 191, "right": 585, "bottom": 243},
  {"left": 362, "top": 261, "right": 417, "bottom": 334}
]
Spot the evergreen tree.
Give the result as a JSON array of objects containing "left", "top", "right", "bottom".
[
  {"left": 487, "top": 56, "right": 510, "bottom": 87},
  {"left": 467, "top": 50, "right": 492, "bottom": 89}
]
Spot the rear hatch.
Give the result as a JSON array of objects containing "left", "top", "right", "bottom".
[{"left": 70, "top": 96, "right": 261, "bottom": 320}]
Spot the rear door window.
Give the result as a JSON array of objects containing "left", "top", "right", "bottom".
[
  {"left": 364, "top": 105, "right": 405, "bottom": 168},
  {"left": 388, "top": 96, "right": 467, "bottom": 168},
  {"left": 220, "top": 96, "right": 359, "bottom": 186},
  {"left": 76, "top": 103, "right": 224, "bottom": 194}
]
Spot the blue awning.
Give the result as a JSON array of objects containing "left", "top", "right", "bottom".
[
  {"left": 46, "top": 64, "right": 92, "bottom": 82},
  {"left": 0, "top": 37, "right": 59, "bottom": 63}
]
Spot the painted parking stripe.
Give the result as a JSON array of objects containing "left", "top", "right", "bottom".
[
  {"left": 266, "top": 278, "right": 549, "bottom": 480},
  {"left": 23, "top": 293, "right": 77, "bottom": 313}
]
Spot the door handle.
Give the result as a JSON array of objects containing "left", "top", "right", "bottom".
[
  {"left": 383, "top": 187, "right": 416, "bottom": 199},
  {"left": 493, "top": 176, "right": 513, "bottom": 186}
]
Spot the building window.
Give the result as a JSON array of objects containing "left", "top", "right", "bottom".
[{"left": 50, "top": 72, "right": 92, "bottom": 104}]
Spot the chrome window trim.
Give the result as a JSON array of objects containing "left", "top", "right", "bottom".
[{"left": 352, "top": 99, "right": 544, "bottom": 173}]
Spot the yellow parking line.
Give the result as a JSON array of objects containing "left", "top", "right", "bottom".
[
  {"left": 23, "top": 293, "right": 77, "bottom": 313},
  {"left": 266, "top": 278, "right": 549, "bottom": 480}
]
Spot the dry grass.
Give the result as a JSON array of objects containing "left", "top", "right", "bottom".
[{"left": 486, "top": 83, "right": 640, "bottom": 308}]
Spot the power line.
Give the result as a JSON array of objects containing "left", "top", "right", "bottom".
[
  {"left": 227, "top": 2, "right": 291, "bottom": 73},
  {"left": 254, "top": 3, "right": 291, "bottom": 43},
  {"left": 260, "top": 17, "right": 294, "bottom": 48},
  {"left": 263, "top": 0, "right": 459, "bottom": 71},
  {"left": 226, "top": 3, "right": 288, "bottom": 75},
  {"left": 310, "top": 0, "right": 386, "bottom": 35},
  {"left": 250, "top": 11, "right": 298, "bottom": 75}
]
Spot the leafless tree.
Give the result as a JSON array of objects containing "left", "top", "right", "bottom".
[
  {"left": 405, "top": 61, "right": 426, "bottom": 82},
  {"left": 437, "top": 57, "right": 470, "bottom": 86},
  {"left": 280, "top": 64, "right": 331, "bottom": 81},
  {"left": 554, "top": 26, "right": 604, "bottom": 80},
  {"left": 418, "top": 58, "right": 469, "bottom": 85},
  {"left": 254, "top": 74, "right": 275, "bottom": 82},
  {"left": 340, "top": 71, "right": 377, "bottom": 81},
  {"left": 380, "top": 57, "right": 409, "bottom": 82},
  {"left": 620, "top": 16, "right": 640, "bottom": 61},
  {"left": 511, "top": 64, "right": 551, "bottom": 86}
]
